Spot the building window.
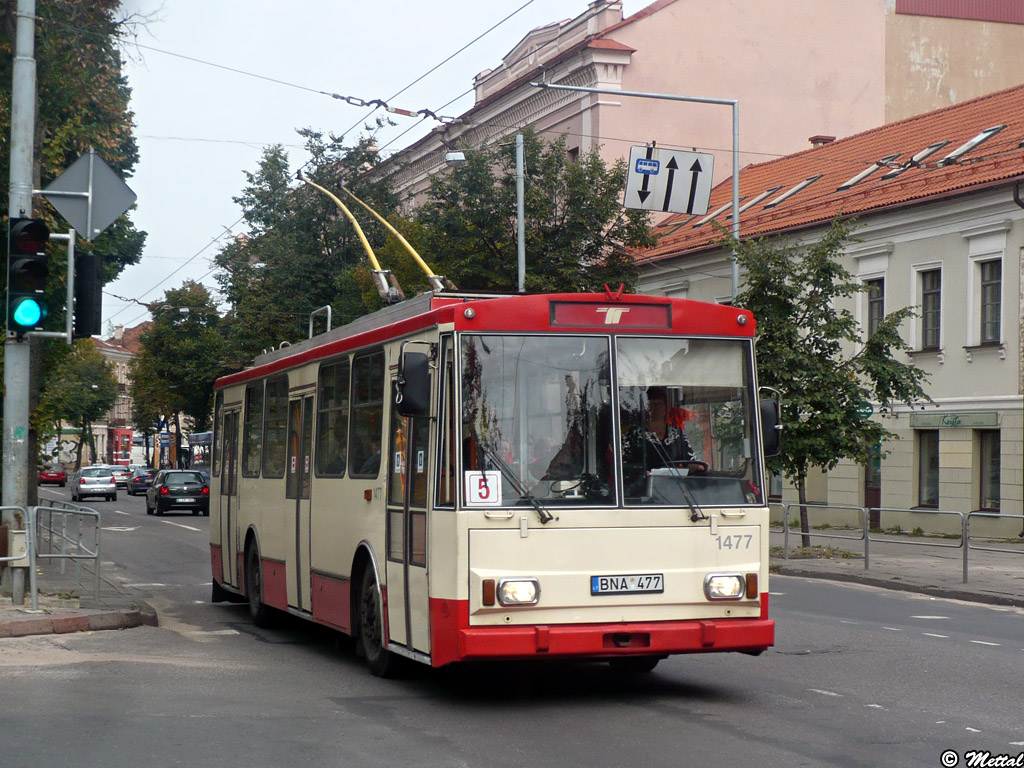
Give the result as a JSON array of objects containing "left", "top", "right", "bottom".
[
  {"left": 979, "top": 260, "right": 1001, "bottom": 344},
  {"left": 920, "top": 269, "right": 941, "bottom": 349},
  {"left": 979, "top": 430, "right": 1000, "bottom": 511},
  {"left": 917, "top": 430, "right": 939, "bottom": 507},
  {"left": 866, "top": 278, "right": 884, "bottom": 337}
]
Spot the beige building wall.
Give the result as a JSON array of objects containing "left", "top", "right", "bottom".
[{"left": 884, "top": 6, "right": 1024, "bottom": 122}]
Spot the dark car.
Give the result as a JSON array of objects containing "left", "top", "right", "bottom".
[
  {"left": 126, "top": 467, "right": 156, "bottom": 496},
  {"left": 38, "top": 463, "right": 67, "bottom": 487},
  {"left": 145, "top": 470, "right": 210, "bottom": 516}
]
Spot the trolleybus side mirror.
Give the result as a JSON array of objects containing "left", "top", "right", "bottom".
[
  {"left": 759, "top": 389, "right": 782, "bottom": 457},
  {"left": 396, "top": 351, "right": 431, "bottom": 417}
]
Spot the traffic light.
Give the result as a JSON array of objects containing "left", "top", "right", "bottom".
[
  {"left": 6, "top": 217, "right": 51, "bottom": 336},
  {"left": 73, "top": 252, "right": 102, "bottom": 338}
]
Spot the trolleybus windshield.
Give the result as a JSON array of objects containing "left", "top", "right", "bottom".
[{"left": 459, "top": 334, "right": 762, "bottom": 508}]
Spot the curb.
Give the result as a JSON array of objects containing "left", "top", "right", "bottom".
[
  {"left": 0, "top": 603, "right": 159, "bottom": 639},
  {"left": 774, "top": 565, "right": 1024, "bottom": 609}
]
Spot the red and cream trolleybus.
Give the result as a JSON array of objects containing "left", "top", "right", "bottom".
[{"left": 210, "top": 288, "right": 781, "bottom": 676}]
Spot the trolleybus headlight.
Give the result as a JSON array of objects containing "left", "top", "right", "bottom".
[
  {"left": 497, "top": 577, "right": 540, "bottom": 606},
  {"left": 703, "top": 573, "right": 744, "bottom": 600}
]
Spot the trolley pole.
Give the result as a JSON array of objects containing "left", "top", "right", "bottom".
[
  {"left": 531, "top": 82, "right": 741, "bottom": 299},
  {"left": 3, "top": 0, "right": 39, "bottom": 604}
]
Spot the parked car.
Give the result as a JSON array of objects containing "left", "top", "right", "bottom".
[
  {"left": 70, "top": 466, "right": 117, "bottom": 502},
  {"left": 145, "top": 469, "right": 210, "bottom": 516},
  {"left": 111, "top": 465, "right": 132, "bottom": 488},
  {"left": 37, "top": 463, "right": 67, "bottom": 487},
  {"left": 127, "top": 467, "right": 156, "bottom": 496}
]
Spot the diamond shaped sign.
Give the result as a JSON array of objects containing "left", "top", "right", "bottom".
[{"left": 42, "top": 149, "right": 136, "bottom": 239}]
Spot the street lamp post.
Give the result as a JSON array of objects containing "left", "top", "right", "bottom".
[{"left": 531, "top": 82, "right": 741, "bottom": 300}]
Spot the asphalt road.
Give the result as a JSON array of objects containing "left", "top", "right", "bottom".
[{"left": 1, "top": 487, "right": 1017, "bottom": 768}]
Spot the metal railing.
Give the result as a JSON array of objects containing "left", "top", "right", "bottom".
[
  {"left": 773, "top": 503, "right": 1023, "bottom": 583},
  {"left": 33, "top": 502, "right": 102, "bottom": 607}
]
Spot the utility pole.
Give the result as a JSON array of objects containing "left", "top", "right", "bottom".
[{"left": 3, "top": 0, "right": 39, "bottom": 604}]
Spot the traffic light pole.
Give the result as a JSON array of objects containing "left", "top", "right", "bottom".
[{"left": 4, "top": 0, "right": 39, "bottom": 604}]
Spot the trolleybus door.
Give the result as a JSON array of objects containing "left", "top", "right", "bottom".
[
  {"left": 285, "top": 395, "right": 314, "bottom": 613},
  {"left": 218, "top": 409, "right": 240, "bottom": 587},
  {"left": 385, "top": 404, "right": 431, "bottom": 654}
]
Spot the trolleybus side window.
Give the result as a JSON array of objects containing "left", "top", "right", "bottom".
[
  {"left": 242, "top": 381, "right": 263, "bottom": 477},
  {"left": 435, "top": 335, "right": 455, "bottom": 507},
  {"left": 213, "top": 391, "right": 223, "bottom": 478},
  {"left": 315, "top": 358, "right": 350, "bottom": 477},
  {"left": 350, "top": 350, "right": 384, "bottom": 478},
  {"left": 262, "top": 374, "right": 288, "bottom": 478}
]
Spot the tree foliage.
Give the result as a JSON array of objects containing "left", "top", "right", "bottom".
[
  {"left": 416, "top": 128, "right": 653, "bottom": 292},
  {"left": 728, "top": 218, "right": 931, "bottom": 541},
  {"left": 128, "top": 282, "right": 226, "bottom": 457},
  {"left": 36, "top": 340, "right": 117, "bottom": 468},
  {"left": 215, "top": 130, "right": 400, "bottom": 360},
  {"left": 0, "top": 0, "right": 146, "bottom": 308}
]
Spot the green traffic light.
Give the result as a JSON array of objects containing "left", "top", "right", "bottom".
[{"left": 11, "top": 297, "right": 44, "bottom": 327}]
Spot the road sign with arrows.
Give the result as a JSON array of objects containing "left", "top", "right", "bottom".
[{"left": 623, "top": 145, "right": 714, "bottom": 215}]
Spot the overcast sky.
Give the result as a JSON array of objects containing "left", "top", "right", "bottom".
[{"left": 105, "top": 0, "right": 638, "bottom": 331}]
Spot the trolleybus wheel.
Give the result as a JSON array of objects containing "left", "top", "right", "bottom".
[
  {"left": 246, "top": 545, "right": 274, "bottom": 628},
  {"left": 358, "top": 563, "right": 402, "bottom": 678},
  {"left": 608, "top": 656, "right": 661, "bottom": 674}
]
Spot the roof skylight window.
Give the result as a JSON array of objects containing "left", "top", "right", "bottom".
[
  {"left": 692, "top": 200, "right": 736, "bottom": 228},
  {"left": 725, "top": 187, "right": 782, "bottom": 218},
  {"left": 881, "top": 141, "right": 949, "bottom": 179},
  {"left": 763, "top": 175, "right": 823, "bottom": 209},
  {"left": 837, "top": 154, "right": 900, "bottom": 191},
  {"left": 937, "top": 125, "right": 1005, "bottom": 166}
]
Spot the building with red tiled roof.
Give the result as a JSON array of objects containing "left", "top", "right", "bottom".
[
  {"left": 636, "top": 85, "right": 1023, "bottom": 529},
  {"left": 374, "top": 0, "right": 1024, "bottom": 210}
]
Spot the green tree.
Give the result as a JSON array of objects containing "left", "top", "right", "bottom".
[
  {"left": 129, "top": 282, "right": 226, "bottom": 464},
  {"left": 37, "top": 340, "right": 117, "bottom": 468},
  {"left": 729, "top": 218, "right": 931, "bottom": 546},
  {"left": 416, "top": 128, "right": 654, "bottom": 292},
  {"left": 0, "top": 0, "right": 147, "bottom": 314},
  {"left": 215, "top": 130, "right": 400, "bottom": 360}
]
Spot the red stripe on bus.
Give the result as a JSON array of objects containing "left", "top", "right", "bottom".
[
  {"left": 311, "top": 572, "right": 352, "bottom": 633},
  {"left": 260, "top": 557, "right": 289, "bottom": 612},
  {"left": 428, "top": 598, "right": 773, "bottom": 667}
]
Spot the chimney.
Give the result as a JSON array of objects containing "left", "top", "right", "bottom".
[
  {"left": 113, "top": 325, "right": 124, "bottom": 341},
  {"left": 809, "top": 135, "right": 835, "bottom": 148}
]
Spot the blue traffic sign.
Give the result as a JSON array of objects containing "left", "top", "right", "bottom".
[{"left": 635, "top": 158, "right": 660, "bottom": 174}]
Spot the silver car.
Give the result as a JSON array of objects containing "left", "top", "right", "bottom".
[
  {"left": 111, "top": 465, "right": 131, "bottom": 488},
  {"left": 70, "top": 466, "right": 118, "bottom": 502}
]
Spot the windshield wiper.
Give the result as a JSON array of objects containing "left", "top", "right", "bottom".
[
  {"left": 646, "top": 440, "right": 707, "bottom": 523},
  {"left": 477, "top": 442, "right": 555, "bottom": 524}
]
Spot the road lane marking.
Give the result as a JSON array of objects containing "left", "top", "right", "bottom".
[
  {"left": 922, "top": 632, "right": 949, "bottom": 638},
  {"left": 970, "top": 640, "right": 1000, "bottom": 646},
  {"left": 865, "top": 704, "right": 885, "bottom": 709},
  {"left": 161, "top": 521, "right": 202, "bottom": 532},
  {"left": 102, "top": 526, "right": 139, "bottom": 532},
  {"left": 882, "top": 627, "right": 902, "bottom": 631},
  {"left": 911, "top": 615, "right": 949, "bottom": 620},
  {"left": 113, "top": 510, "right": 130, "bottom": 516},
  {"left": 807, "top": 689, "right": 842, "bottom": 697},
  {"left": 125, "top": 583, "right": 166, "bottom": 588},
  {"left": 839, "top": 620, "right": 857, "bottom": 624}
]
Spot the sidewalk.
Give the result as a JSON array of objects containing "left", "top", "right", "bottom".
[
  {"left": 769, "top": 528, "right": 1024, "bottom": 608},
  {"left": 0, "top": 557, "right": 157, "bottom": 638},
  {"left": 2, "top": 530, "right": 1022, "bottom": 639}
]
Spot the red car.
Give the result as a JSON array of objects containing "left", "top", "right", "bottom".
[{"left": 38, "top": 463, "right": 67, "bottom": 487}]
